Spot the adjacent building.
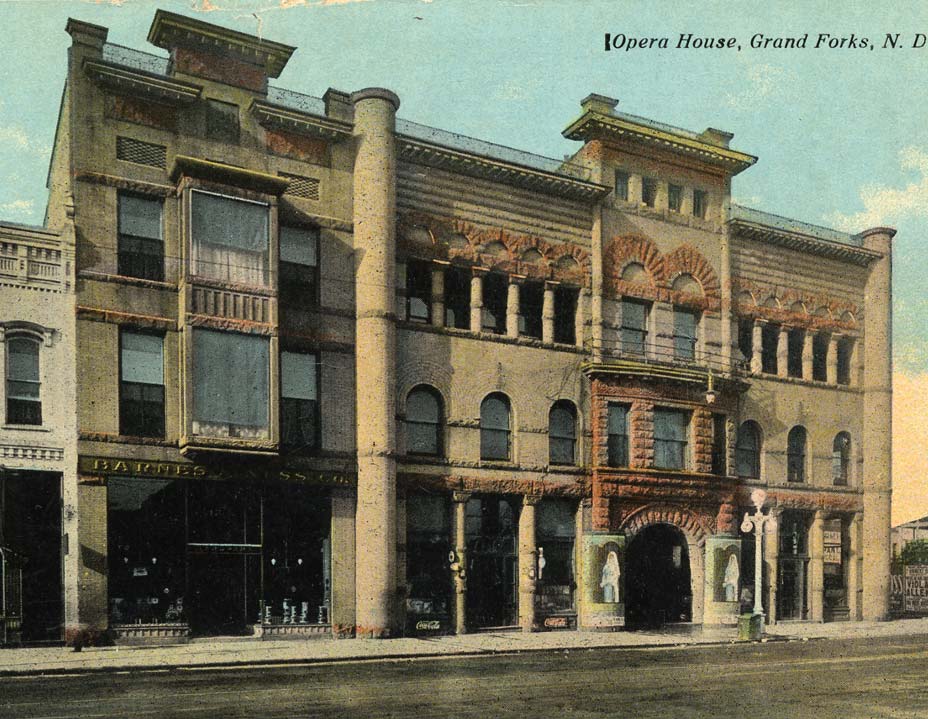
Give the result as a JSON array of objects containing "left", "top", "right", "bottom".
[{"left": 26, "top": 10, "right": 894, "bottom": 643}]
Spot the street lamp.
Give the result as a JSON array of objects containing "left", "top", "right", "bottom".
[{"left": 740, "top": 488, "right": 775, "bottom": 624}]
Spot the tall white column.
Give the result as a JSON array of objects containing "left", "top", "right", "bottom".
[
  {"left": 802, "top": 330, "right": 813, "bottom": 380},
  {"left": 809, "top": 510, "right": 825, "bottom": 622},
  {"left": 430, "top": 263, "right": 445, "bottom": 328},
  {"left": 848, "top": 513, "right": 862, "bottom": 621},
  {"left": 352, "top": 87, "right": 400, "bottom": 638},
  {"left": 776, "top": 325, "right": 788, "bottom": 379},
  {"left": 518, "top": 496, "right": 539, "bottom": 632},
  {"left": 507, "top": 278, "right": 520, "bottom": 338},
  {"left": 827, "top": 334, "right": 839, "bottom": 385},
  {"left": 751, "top": 320, "right": 763, "bottom": 374},
  {"left": 470, "top": 270, "right": 484, "bottom": 333},
  {"left": 451, "top": 491, "right": 469, "bottom": 635},
  {"left": 542, "top": 282, "right": 555, "bottom": 344}
]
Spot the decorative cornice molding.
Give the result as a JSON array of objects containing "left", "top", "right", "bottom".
[
  {"left": 0, "top": 444, "right": 64, "bottom": 462},
  {"left": 74, "top": 171, "right": 174, "bottom": 197},
  {"left": 730, "top": 219, "right": 881, "bottom": 267},
  {"left": 83, "top": 58, "right": 202, "bottom": 105},
  {"left": 171, "top": 156, "right": 290, "bottom": 196},
  {"left": 251, "top": 99, "right": 352, "bottom": 141}
]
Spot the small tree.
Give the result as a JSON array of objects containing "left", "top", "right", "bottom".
[{"left": 900, "top": 538, "right": 928, "bottom": 565}]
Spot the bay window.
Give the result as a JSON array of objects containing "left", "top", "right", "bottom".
[
  {"left": 192, "top": 329, "right": 269, "bottom": 439},
  {"left": 191, "top": 191, "right": 269, "bottom": 286}
]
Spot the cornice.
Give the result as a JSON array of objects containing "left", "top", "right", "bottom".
[
  {"left": 398, "top": 136, "right": 611, "bottom": 203},
  {"left": 171, "top": 155, "right": 290, "bottom": 196},
  {"left": 148, "top": 10, "right": 295, "bottom": 78},
  {"left": 250, "top": 99, "right": 351, "bottom": 141},
  {"left": 83, "top": 58, "right": 202, "bottom": 105},
  {"left": 563, "top": 112, "right": 757, "bottom": 176},
  {"left": 582, "top": 359, "right": 748, "bottom": 392},
  {"left": 729, "top": 219, "right": 882, "bottom": 266}
]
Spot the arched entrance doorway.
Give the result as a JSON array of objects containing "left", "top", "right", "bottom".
[{"left": 625, "top": 523, "right": 692, "bottom": 628}]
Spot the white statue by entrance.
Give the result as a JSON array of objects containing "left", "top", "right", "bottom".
[
  {"left": 600, "top": 550, "right": 621, "bottom": 603},
  {"left": 723, "top": 553, "right": 740, "bottom": 602}
]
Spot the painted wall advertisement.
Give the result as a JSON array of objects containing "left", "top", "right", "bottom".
[{"left": 903, "top": 564, "right": 928, "bottom": 614}]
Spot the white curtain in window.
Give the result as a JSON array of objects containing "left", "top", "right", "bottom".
[
  {"left": 121, "top": 332, "right": 163, "bottom": 385},
  {"left": 193, "top": 329, "right": 269, "bottom": 429},
  {"left": 191, "top": 192, "right": 269, "bottom": 286}
]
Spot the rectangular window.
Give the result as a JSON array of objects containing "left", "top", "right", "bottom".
[
  {"left": 554, "top": 286, "right": 579, "bottom": 344},
  {"left": 280, "top": 350, "right": 319, "bottom": 452},
  {"left": 654, "top": 408, "right": 689, "bottom": 470},
  {"left": 405, "top": 259, "right": 432, "bottom": 324},
  {"left": 787, "top": 328, "right": 804, "bottom": 378},
  {"left": 206, "top": 99, "right": 239, "bottom": 143},
  {"left": 668, "top": 184, "right": 683, "bottom": 212},
  {"left": 606, "top": 404, "right": 629, "bottom": 468},
  {"left": 519, "top": 281, "right": 544, "bottom": 339},
  {"left": 191, "top": 191, "right": 269, "bottom": 287},
  {"left": 761, "top": 323, "right": 779, "bottom": 374},
  {"left": 481, "top": 273, "right": 508, "bottom": 334},
  {"left": 621, "top": 299, "right": 649, "bottom": 356},
  {"left": 837, "top": 337, "right": 853, "bottom": 385},
  {"left": 673, "top": 308, "right": 698, "bottom": 361},
  {"left": 642, "top": 178, "right": 658, "bottom": 208},
  {"left": 536, "top": 499, "right": 576, "bottom": 614},
  {"left": 118, "top": 194, "right": 163, "bottom": 282},
  {"left": 693, "top": 189, "right": 708, "bottom": 219},
  {"left": 738, "top": 318, "right": 754, "bottom": 367},
  {"left": 279, "top": 225, "right": 319, "bottom": 309},
  {"left": 119, "top": 330, "right": 165, "bottom": 438},
  {"left": 192, "top": 329, "right": 269, "bottom": 439},
  {"left": 5, "top": 337, "right": 41, "bottom": 425},
  {"left": 444, "top": 265, "right": 471, "bottom": 330},
  {"left": 712, "top": 413, "right": 727, "bottom": 476},
  {"left": 614, "top": 170, "right": 629, "bottom": 202},
  {"left": 812, "top": 333, "right": 829, "bottom": 382}
]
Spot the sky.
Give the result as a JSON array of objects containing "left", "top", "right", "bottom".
[{"left": 0, "top": 0, "right": 924, "bottom": 522}]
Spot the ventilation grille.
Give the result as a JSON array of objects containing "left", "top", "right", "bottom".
[
  {"left": 281, "top": 172, "right": 320, "bottom": 200},
  {"left": 116, "top": 136, "right": 167, "bottom": 169}
]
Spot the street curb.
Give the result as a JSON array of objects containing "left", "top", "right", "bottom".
[{"left": 0, "top": 635, "right": 807, "bottom": 678}]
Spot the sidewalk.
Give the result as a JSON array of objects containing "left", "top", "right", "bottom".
[{"left": 2, "top": 618, "right": 928, "bottom": 677}]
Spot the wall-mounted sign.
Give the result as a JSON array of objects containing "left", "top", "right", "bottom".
[
  {"left": 823, "top": 546, "right": 842, "bottom": 564},
  {"left": 823, "top": 530, "right": 841, "bottom": 546},
  {"left": 78, "top": 455, "right": 354, "bottom": 487},
  {"left": 904, "top": 564, "right": 928, "bottom": 613},
  {"left": 415, "top": 620, "right": 441, "bottom": 631},
  {"left": 543, "top": 616, "right": 570, "bottom": 629}
]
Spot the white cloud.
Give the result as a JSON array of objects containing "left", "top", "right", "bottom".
[
  {"left": 0, "top": 199, "right": 34, "bottom": 217},
  {"left": 0, "top": 124, "right": 51, "bottom": 158},
  {"left": 825, "top": 146, "right": 928, "bottom": 232},
  {"left": 725, "top": 64, "right": 788, "bottom": 111}
]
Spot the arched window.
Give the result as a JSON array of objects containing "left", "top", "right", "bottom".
[
  {"left": 735, "top": 421, "right": 761, "bottom": 478},
  {"left": 406, "top": 385, "right": 443, "bottom": 456},
  {"left": 787, "top": 426, "right": 807, "bottom": 483},
  {"left": 6, "top": 335, "right": 41, "bottom": 425},
  {"left": 832, "top": 432, "right": 851, "bottom": 486},
  {"left": 549, "top": 400, "right": 577, "bottom": 465},
  {"left": 480, "top": 393, "right": 511, "bottom": 461}
]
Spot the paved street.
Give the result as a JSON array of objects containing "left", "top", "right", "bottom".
[{"left": 2, "top": 634, "right": 927, "bottom": 719}]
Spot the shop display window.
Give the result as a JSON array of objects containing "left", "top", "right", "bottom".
[
  {"left": 535, "top": 499, "right": 576, "bottom": 617},
  {"left": 405, "top": 495, "right": 452, "bottom": 630}
]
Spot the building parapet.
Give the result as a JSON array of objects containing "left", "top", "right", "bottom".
[{"left": 0, "top": 223, "right": 67, "bottom": 289}]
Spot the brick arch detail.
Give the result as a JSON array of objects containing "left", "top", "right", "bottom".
[
  {"left": 664, "top": 244, "right": 721, "bottom": 310},
  {"left": 620, "top": 503, "right": 713, "bottom": 547},
  {"left": 603, "top": 234, "right": 666, "bottom": 299},
  {"left": 397, "top": 359, "right": 454, "bottom": 415}
]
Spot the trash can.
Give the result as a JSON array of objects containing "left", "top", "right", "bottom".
[{"left": 738, "top": 613, "right": 763, "bottom": 641}]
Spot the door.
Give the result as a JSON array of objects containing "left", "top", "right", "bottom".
[
  {"left": 187, "top": 551, "right": 259, "bottom": 636},
  {"left": 465, "top": 496, "right": 519, "bottom": 629}
]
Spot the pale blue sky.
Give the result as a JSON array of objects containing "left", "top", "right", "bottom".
[{"left": 0, "top": 0, "right": 925, "bottom": 520}]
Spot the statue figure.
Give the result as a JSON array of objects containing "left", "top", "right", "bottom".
[
  {"left": 600, "top": 550, "right": 621, "bottom": 603},
  {"left": 723, "top": 553, "right": 740, "bottom": 602}
]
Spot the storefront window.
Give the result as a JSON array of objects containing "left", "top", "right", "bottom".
[
  {"left": 535, "top": 500, "right": 576, "bottom": 623},
  {"left": 406, "top": 495, "right": 452, "bottom": 632},
  {"left": 108, "top": 478, "right": 186, "bottom": 625},
  {"left": 262, "top": 485, "right": 330, "bottom": 625}
]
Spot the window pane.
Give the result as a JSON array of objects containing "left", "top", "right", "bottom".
[
  {"left": 481, "top": 396, "right": 509, "bottom": 431},
  {"left": 554, "top": 286, "right": 577, "bottom": 344},
  {"left": 607, "top": 404, "right": 628, "bottom": 467},
  {"left": 119, "top": 195, "right": 162, "bottom": 240},
  {"left": 193, "top": 330, "right": 269, "bottom": 430},
  {"left": 281, "top": 397, "right": 318, "bottom": 449},
  {"left": 614, "top": 171, "right": 629, "bottom": 202},
  {"left": 408, "top": 422, "right": 439, "bottom": 455},
  {"left": 654, "top": 409, "right": 687, "bottom": 442},
  {"left": 550, "top": 436, "right": 575, "bottom": 465},
  {"left": 281, "top": 351, "right": 317, "bottom": 400},
  {"left": 280, "top": 226, "right": 318, "bottom": 266},
  {"left": 607, "top": 404, "right": 627, "bottom": 434},
  {"left": 549, "top": 405, "right": 575, "bottom": 440},
  {"left": 519, "top": 282, "right": 544, "bottom": 339},
  {"left": 7, "top": 380, "right": 39, "bottom": 400},
  {"left": 121, "top": 332, "right": 164, "bottom": 385},
  {"left": 8, "top": 338, "right": 39, "bottom": 382},
  {"left": 192, "top": 192, "right": 269, "bottom": 285},
  {"left": 674, "top": 309, "right": 697, "bottom": 360},
  {"left": 408, "top": 388, "right": 440, "bottom": 424},
  {"left": 481, "top": 428, "right": 509, "bottom": 460}
]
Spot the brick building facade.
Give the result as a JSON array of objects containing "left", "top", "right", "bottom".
[{"left": 30, "top": 10, "right": 893, "bottom": 643}]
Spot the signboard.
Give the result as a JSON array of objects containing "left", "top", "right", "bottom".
[
  {"left": 823, "top": 530, "right": 841, "bottom": 546},
  {"left": 904, "top": 564, "right": 928, "bottom": 613},
  {"left": 823, "top": 546, "right": 842, "bottom": 564}
]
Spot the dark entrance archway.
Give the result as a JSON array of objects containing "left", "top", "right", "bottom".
[{"left": 625, "top": 523, "right": 692, "bottom": 629}]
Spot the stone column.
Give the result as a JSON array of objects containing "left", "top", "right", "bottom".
[
  {"left": 848, "top": 513, "right": 862, "bottom": 621},
  {"left": 430, "top": 262, "right": 446, "bottom": 328},
  {"left": 860, "top": 227, "right": 894, "bottom": 621},
  {"left": 689, "top": 537, "right": 705, "bottom": 624},
  {"left": 802, "top": 330, "right": 813, "bottom": 380},
  {"left": 507, "top": 277, "right": 520, "bottom": 338},
  {"left": 518, "top": 496, "right": 540, "bottom": 632},
  {"left": 766, "top": 508, "right": 779, "bottom": 624},
  {"left": 351, "top": 87, "right": 400, "bottom": 638},
  {"left": 776, "top": 325, "right": 788, "bottom": 379},
  {"left": 591, "top": 205, "right": 605, "bottom": 361},
  {"left": 470, "top": 269, "right": 484, "bottom": 333},
  {"left": 542, "top": 282, "right": 556, "bottom": 344},
  {"left": 451, "top": 491, "right": 470, "bottom": 635},
  {"left": 809, "top": 510, "right": 825, "bottom": 622},
  {"left": 826, "top": 334, "right": 839, "bottom": 385},
  {"left": 751, "top": 320, "right": 763, "bottom": 374}
]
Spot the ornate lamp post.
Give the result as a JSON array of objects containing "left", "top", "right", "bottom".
[{"left": 741, "top": 489, "right": 775, "bottom": 623}]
